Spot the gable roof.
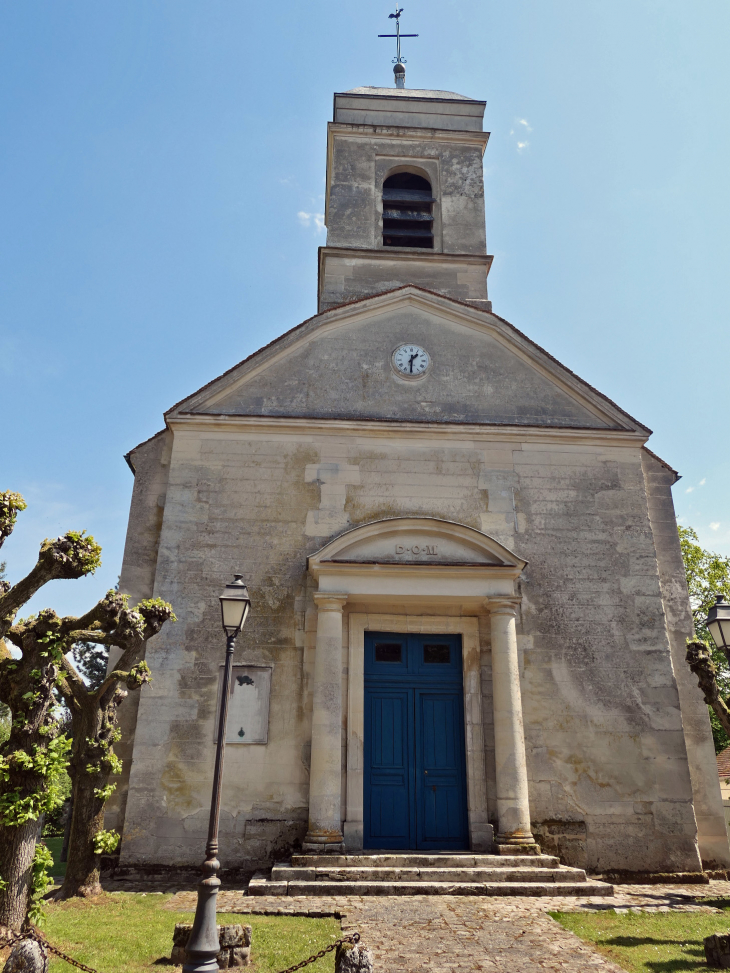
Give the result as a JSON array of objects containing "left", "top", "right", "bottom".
[{"left": 164, "top": 284, "right": 651, "bottom": 435}]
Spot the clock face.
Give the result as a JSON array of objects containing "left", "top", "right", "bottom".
[{"left": 393, "top": 343, "right": 430, "bottom": 378}]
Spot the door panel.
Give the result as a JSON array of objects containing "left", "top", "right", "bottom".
[
  {"left": 364, "top": 689, "right": 412, "bottom": 847},
  {"left": 363, "top": 633, "right": 468, "bottom": 851},
  {"left": 417, "top": 692, "right": 468, "bottom": 848}
]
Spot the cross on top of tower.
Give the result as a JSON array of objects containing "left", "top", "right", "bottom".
[{"left": 378, "top": 6, "right": 418, "bottom": 89}]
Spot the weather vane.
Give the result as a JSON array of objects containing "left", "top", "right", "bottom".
[{"left": 378, "top": 6, "right": 418, "bottom": 88}]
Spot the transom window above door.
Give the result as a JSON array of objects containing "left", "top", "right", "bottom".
[{"left": 367, "top": 634, "right": 461, "bottom": 681}]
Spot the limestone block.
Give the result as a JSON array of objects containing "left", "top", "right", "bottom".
[
  {"left": 705, "top": 933, "right": 730, "bottom": 968},
  {"left": 4, "top": 940, "right": 47, "bottom": 973},
  {"left": 335, "top": 942, "right": 374, "bottom": 973},
  {"left": 171, "top": 923, "right": 251, "bottom": 967}
]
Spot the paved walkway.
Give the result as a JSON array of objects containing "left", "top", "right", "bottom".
[{"left": 160, "top": 882, "right": 730, "bottom": 972}]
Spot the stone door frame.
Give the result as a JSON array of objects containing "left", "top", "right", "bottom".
[
  {"left": 304, "top": 517, "right": 536, "bottom": 854},
  {"left": 345, "top": 611, "right": 489, "bottom": 852}
]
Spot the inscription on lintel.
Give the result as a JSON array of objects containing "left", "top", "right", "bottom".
[{"left": 395, "top": 544, "right": 438, "bottom": 556}]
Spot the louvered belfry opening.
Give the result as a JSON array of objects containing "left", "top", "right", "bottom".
[{"left": 382, "top": 172, "right": 434, "bottom": 249}]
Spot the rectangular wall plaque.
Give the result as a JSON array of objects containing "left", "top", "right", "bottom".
[{"left": 215, "top": 665, "right": 272, "bottom": 745}]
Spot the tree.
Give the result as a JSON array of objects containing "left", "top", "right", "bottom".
[
  {"left": 70, "top": 641, "right": 109, "bottom": 691},
  {"left": 680, "top": 526, "right": 730, "bottom": 753},
  {"left": 0, "top": 490, "right": 175, "bottom": 927}
]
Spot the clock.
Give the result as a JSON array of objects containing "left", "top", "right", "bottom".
[{"left": 392, "top": 343, "right": 431, "bottom": 379}]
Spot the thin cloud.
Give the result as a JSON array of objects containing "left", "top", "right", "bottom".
[
  {"left": 685, "top": 486, "right": 694, "bottom": 493},
  {"left": 711, "top": 522, "right": 721, "bottom": 531},
  {"left": 298, "top": 211, "right": 325, "bottom": 232},
  {"left": 699, "top": 478, "right": 707, "bottom": 486},
  {"left": 509, "top": 118, "right": 532, "bottom": 154}
]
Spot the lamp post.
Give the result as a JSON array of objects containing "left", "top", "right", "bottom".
[
  {"left": 183, "top": 575, "right": 251, "bottom": 973},
  {"left": 706, "top": 594, "right": 730, "bottom": 656}
]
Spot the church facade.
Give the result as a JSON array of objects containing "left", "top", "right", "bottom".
[{"left": 108, "top": 85, "right": 730, "bottom": 875}]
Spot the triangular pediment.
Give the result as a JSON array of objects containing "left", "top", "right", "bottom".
[
  {"left": 308, "top": 518, "right": 526, "bottom": 572},
  {"left": 166, "top": 287, "right": 648, "bottom": 433}
]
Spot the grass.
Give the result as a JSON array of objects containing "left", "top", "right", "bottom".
[
  {"left": 37, "top": 893, "right": 341, "bottom": 973},
  {"left": 551, "top": 900, "right": 730, "bottom": 973},
  {"left": 44, "top": 836, "right": 67, "bottom": 879}
]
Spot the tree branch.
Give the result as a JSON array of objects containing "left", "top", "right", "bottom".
[
  {"left": 0, "top": 491, "right": 26, "bottom": 552},
  {"left": 0, "top": 533, "right": 102, "bottom": 638},
  {"left": 58, "top": 655, "right": 90, "bottom": 702},
  {"left": 686, "top": 639, "right": 730, "bottom": 739}
]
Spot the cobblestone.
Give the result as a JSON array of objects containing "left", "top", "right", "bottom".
[{"left": 155, "top": 881, "right": 730, "bottom": 972}]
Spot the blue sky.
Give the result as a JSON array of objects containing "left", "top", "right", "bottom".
[{"left": 2, "top": 0, "right": 729, "bottom": 618}]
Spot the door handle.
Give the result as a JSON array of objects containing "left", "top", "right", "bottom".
[{"left": 424, "top": 770, "right": 428, "bottom": 774}]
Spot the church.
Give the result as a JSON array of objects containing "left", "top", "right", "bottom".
[{"left": 107, "top": 71, "right": 730, "bottom": 885}]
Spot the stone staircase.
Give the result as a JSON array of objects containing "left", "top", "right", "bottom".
[{"left": 248, "top": 852, "right": 614, "bottom": 897}]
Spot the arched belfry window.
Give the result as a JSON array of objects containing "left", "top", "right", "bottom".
[{"left": 382, "top": 172, "right": 434, "bottom": 249}]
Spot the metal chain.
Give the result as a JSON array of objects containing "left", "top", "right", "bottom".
[
  {"left": 0, "top": 927, "right": 361, "bottom": 973},
  {"left": 0, "top": 928, "right": 100, "bottom": 973},
  {"left": 275, "top": 932, "right": 361, "bottom": 973}
]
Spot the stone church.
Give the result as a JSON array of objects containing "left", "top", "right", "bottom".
[{"left": 108, "top": 81, "right": 730, "bottom": 882}]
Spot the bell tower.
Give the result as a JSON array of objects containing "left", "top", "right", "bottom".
[{"left": 318, "top": 86, "right": 492, "bottom": 312}]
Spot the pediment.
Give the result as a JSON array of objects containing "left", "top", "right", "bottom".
[
  {"left": 308, "top": 518, "right": 526, "bottom": 573},
  {"left": 167, "top": 287, "right": 648, "bottom": 434}
]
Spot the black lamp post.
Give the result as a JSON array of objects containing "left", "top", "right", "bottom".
[
  {"left": 706, "top": 594, "right": 730, "bottom": 656},
  {"left": 183, "top": 575, "right": 251, "bottom": 973}
]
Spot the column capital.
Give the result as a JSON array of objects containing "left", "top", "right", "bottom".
[
  {"left": 313, "top": 593, "right": 348, "bottom": 611},
  {"left": 486, "top": 597, "right": 521, "bottom": 617}
]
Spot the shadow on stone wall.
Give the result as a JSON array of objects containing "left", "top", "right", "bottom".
[{"left": 531, "top": 820, "right": 587, "bottom": 868}]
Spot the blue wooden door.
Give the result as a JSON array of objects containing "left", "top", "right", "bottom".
[{"left": 364, "top": 633, "right": 468, "bottom": 850}]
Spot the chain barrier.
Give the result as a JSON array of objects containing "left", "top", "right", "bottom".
[
  {"left": 275, "top": 932, "right": 361, "bottom": 973},
  {"left": 0, "top": 927, "right": 361, "bottom": 973},
  {"left": 0, "top": 927, "right": 100, "bottom": 973}
]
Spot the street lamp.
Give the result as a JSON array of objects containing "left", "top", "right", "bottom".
[
  {"left": 706, "top": 594, "right": 730, "bottom": 656},
  {"left": 183, "top": 575, "right": 251, "bottom": 973}
]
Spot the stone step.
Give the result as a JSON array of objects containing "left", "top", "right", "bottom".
[
  {"left": 289, "top": 854, "right": 561, "bottom": 869},
  {"left": 272, "top": 865, "right": 590, "bottom": 884},
  {"left": 248, "top": 876, "right": 614, "bottom": 897}
]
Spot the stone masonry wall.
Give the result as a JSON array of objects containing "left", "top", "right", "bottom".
[{"left": 117, "top": 427, "right": 710, "bottom": 872}]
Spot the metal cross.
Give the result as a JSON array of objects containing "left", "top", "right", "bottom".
[{"left": 378, "top": 6, "right": 418, "bottom": 68}]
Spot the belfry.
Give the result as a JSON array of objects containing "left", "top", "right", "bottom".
[{"left": 109, "top": 52, "right": 730, "bottom": 889}]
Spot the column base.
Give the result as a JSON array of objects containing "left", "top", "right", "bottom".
[
  {"left": 302, "top": 830, "right": 346, "bottom": 854},
  {"left": 496, "top": 830, "right": 541, "bottom": 856},
  {"left": 496, "top": 843, "right": 541, "bottom": 856}
]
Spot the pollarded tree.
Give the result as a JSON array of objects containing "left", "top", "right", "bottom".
[
  {"left": 680, "top": 526, "right": 730, "bottom": 751},
  {"left": 53, "top": 594, "right": 174, "bottom": 900},
  {"left": 0, "top": 491, "right": 174, "bottom": 927}
]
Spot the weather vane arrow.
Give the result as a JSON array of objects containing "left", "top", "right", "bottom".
[{"left": 378, "top": 6, "right": 418, "bottom": 88}]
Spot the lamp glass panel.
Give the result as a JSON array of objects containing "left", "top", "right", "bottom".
[
  {"left": 719, "top": 618, "right": 730, "bottom": 649},
  {"left": 221, "top": 598, "right": 246, "bottom": 631}
]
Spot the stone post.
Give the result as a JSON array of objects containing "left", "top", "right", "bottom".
[
  {"left": 303, "top": 593, "right": 347, "bottom": 853},
  {"left": 489, "top": 599, "right": 536, "bottom": 847}
]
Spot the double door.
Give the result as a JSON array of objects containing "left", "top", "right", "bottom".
[{"left": 363, "top": 633, "right": 468, "bottom": 850}]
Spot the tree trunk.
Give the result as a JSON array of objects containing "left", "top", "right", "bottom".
[
  {"left": 0, "top": 819, "right": 39, "bottom": 931},
  {"left": 60, "top": 798, "right": 73, "bottom": 863},
  {"left": 57, "top": 770, "right": 104, "bottom": 899}
]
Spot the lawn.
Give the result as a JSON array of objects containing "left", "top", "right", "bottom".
[
  {"left": 44, "top": 836, "right": 67, "bottom": 879},
  {"left": 36, "top": 893, "right": 341, "bottom": 973},
  {"left": 551, "top": 901, "right": 730, "bottom": 973}
]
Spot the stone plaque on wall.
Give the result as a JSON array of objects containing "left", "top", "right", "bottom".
[{"left": 215, "top": 665, "right": 272, "bottom": 744}]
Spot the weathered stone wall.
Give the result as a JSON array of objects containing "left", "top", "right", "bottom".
[
  {"left": 326, "top": 126, "right": 488, "bottom": 254},
  {"left": 105, "top": 429, "right": 172, "bottom": 836},
  {"left": 118, "top": 427, "right": 710, "bottom": 872},
  {"left": 641, "top": 451, "right": 730, "bottom": 866},
  {"left": 205, "top": 305, "right": 608, "bottom": 429}
]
